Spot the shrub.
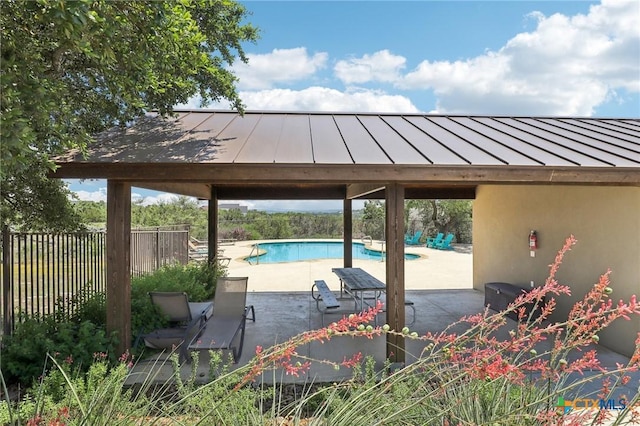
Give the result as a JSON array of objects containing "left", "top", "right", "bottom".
[
  {"left": 54, "top": 288, "right": 107, "bottom": 326},
  {"left": 1, "top": 262, "right": 224, "bottom": 388},
  {"left": 0, "top": 354, "right": 142, "bottom": 425},
  {"left": 0, "top": 315, "right": 117, "bottom": 386},
  {"left": 131, "top": 261, "right": 224, "bottom": 302},
  {"left": 130, "top": 261, "right": 225, "bottom": 348}
]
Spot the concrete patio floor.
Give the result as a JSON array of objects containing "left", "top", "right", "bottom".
[
  {"left": 127, "top": 241, "right": 638, "bottom": 403},
  {"left": 127, "top": 289, "right": 638, "bottom": 401}
]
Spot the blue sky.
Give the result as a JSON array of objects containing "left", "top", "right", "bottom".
[{"left": 67, "top": 0, "right": 640, "bottom": 211}]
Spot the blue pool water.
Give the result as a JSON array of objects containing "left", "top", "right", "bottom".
[{"left": 245, "top": 241, "right": 420, "bottom": 264}]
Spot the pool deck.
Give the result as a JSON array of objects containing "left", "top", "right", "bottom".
[
  {"left": 128, "top": 240, "right": 639, "bottom": 402},
  {"left": 220, "top": 238, "right": 473, "bottom": 293}
]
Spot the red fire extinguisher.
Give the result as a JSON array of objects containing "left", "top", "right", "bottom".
[{"left": 529, "top": 230, "right": 538, "bottom": 250}]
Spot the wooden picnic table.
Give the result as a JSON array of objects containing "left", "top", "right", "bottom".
[
  {"left": 330, "top": 267, "right": 416, "bottom": 324},
  {"left": 331, "top": 267, "right": 385, "bottom": 311}
]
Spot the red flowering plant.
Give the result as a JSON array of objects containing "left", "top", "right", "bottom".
[
  {"left": 225, "top": 236, "right": 640, "bottom": 425},
  {"left": 396, "top": 235, "right": 640, "bottom": 425},
  {"left": 237, "top": 300, "right": 385, "bottom": 390}
]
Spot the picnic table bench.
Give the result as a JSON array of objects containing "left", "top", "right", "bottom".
[
  {"left": 312, "top": 276, "right": 415, "bottom": 326},
  {"left": 311, "top": 280, "right": 341, "bottom": 324}
]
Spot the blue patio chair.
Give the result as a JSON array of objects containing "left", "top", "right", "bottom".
[
  {"left": 426, "top": 232, "right": 444, "bottom": 248},
  {"left": 404, "top": 230, "right": 423, "bottom": 245},
  {"left": 435, "top": 233, "right": 455, "bottom": 250}
]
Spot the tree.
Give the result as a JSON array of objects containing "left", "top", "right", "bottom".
[
  {"left": 361, "top": 200, "right": 385, "bottom": 240},
  {"left": 1, "top": 0, "right": 258, "bottom": 230},
  {"left": 407, "top": 199, "right": 473, "bottom": 243},
  {"left": 438, "top": 200, "right": 472, "bottom": 243},
  {"left": 248, "top": 212, "right": 293, "bottom": 239},
  {"left": 73, "top": 199, "right": 106, "bottom": 225}
]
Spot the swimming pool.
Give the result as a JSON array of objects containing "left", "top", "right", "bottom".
[{"left": 245, "top": 241, "right": 420, "bottom": 264}]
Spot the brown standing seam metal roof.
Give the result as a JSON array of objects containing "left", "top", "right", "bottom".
[
  {"left": 57, "top": 111, "right": 640, "bottom": 166},
  {"left": 53, "top": 111, "right": 640, "bottom": 197}
]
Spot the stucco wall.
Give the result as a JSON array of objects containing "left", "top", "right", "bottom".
[{"left": 473, "top": 185, "right": 639, "bottom": 357}]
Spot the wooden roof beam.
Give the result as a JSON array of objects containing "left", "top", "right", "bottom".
[
  {"left": 52, "top": 163, "right": 640, "bottom": 185},
  {"left": 346, "top": 184, "right": 385, "bottom": 199},
  {"left": 132, "top": 182, "right": 212, "bottom": 199}
]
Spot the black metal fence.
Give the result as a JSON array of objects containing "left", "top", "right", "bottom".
[
  {"left": 1, "top": 226, "right": 189, "bottom": 334},
  {"left": 131, "top": 227, "right": 189, "bottom": 276}
]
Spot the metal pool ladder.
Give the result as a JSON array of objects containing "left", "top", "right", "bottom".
[{"left": 248, "top": 243, "right": 260, "bottom": 265}]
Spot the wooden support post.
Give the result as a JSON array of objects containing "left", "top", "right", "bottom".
[
  {"left": 2, "top": 224, "right": 13, "bottom": 335},
  {"left": 385, "top": 183, "right": 405, "bottom": 364},
  {"left": 208, "top": 188, "right": 218, "bottom": 265},
  {"left": 343, "top": 199, "right": 353, "bottom": 268},
  {"left": 106, "top": 181, "right": 131, "bottom": 356}
]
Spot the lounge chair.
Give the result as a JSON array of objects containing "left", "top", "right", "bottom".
[
  {"left": 435, "top": 233, "right": 455, "bottom": 250},
  {"left": 426, "top": 232, "right": 444, "bottom": 248},
  {"left": 135, "top": 291, "right": 213, "bottom": 351},
  {"left": 404, "top": 230, "right": 423, "bottom": 245},
  {"left": 186, "top": 276, "right": 255, "bottom": 363}
]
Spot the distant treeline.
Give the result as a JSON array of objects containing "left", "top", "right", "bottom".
[{"left": 73, "top": 197, "right": 472, "bottom": 244}]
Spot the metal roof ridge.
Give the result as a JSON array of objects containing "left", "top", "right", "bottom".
[{"left": 165, "top": 109, "right": 635, "bottom": 120}]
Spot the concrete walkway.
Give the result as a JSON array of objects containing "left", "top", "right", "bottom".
[{"left": 128, "top": 241, "right": 638, "bottom": 402}]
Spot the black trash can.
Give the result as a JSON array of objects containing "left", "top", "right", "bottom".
[{"left": 484, "top": 282, "right": 544, "bottom": 322}]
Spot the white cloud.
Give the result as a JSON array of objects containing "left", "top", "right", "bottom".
[
  {"left": 71, "top": 187, "right": 185, "bottom": 207},
  {"left": 334, "top": 50, "right": 406, "bottom": 84},
  {"left": 132, "top": 192, "right": 182, "bottom": 206},
  {"left": 175, "top": 1, "right": 638, "bottom": 116},
  {"left": 239, "top": 86, "right": 420, "bottom": 112},
  {"left": 242, "top": 200, "right": 366, "bottom": 212},
  {"left": 70, "top": 189, "right": 358, "bottom": 212},
  {"left": 400, "top": 0, "right": 639, "bottom": 115},
  {"left": 233, "top": 47, "right": 328, "bottom": 90},
  {"left": 73, "top": 188, "right": 107, "bottom": 202}
]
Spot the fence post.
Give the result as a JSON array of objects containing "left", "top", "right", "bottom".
[
  {"left": 155, "top": 227, "right": 161, "bottom": 270},
  {"left": 2, "top": 225, "right": 12, "bottom": 335}
]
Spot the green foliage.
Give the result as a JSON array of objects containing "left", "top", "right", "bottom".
[
  {"left": 130, "top": 262, "right": 225, "bottom": 337},
  {"left": 72, "top": 196, "right": 474, "bottom": 244},
  {"left": 0, "top": 350, "right": 264, "bottom": 425},
  {"left": 361, "top": 200, "right": 385, "bottom": 239},
  {"left": 74, "top": 199, "right": 347, "bottom": 240},
  {"left": 54, "top": 288, "right": 107, "bottom": 327},
  {"left": 246, "top": 212, "right": 293, "bottom": 239},
  {"left": 1, "top": 168, "right": 85, "bottom": 232},
  {"left": 1, "top": 262, "right": 225, "bottom": 387},
  {"left": 1, "top": 0, "right": 258, "bottom": 230},
  {"left": 132, "top": 196, "right": 208, "bottom": 237},
  {"left": 407, "top": 199, "right": 473, "bottom": 244},
  {"left": 0, "top": 356, "right": 142, "bottom": 425},
  {"left": 131, "top": 262, "right": 221, "bottom": 302},
  {"left": 287, "top": 212, "right": 343, "bottom": 238},
  {"left": 0, "top": 315, "right": 117, "bottom": 386},
  {"left": 72, "top": 199, "right": 107, "bottom": 226},
  {"left": 438, "top": 199, "right": 473, "bottom": 242}
]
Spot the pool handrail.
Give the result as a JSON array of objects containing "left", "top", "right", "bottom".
[{"left": 249, "top": 243, "right": 259, "bottom": 265}]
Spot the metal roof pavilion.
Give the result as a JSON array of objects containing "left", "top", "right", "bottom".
[
  {"left": 51, "top": 110, "right": 640, "bottom": 359},
  {"left": 55, "top": 111, "right": 640, "bottom": 200}
]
